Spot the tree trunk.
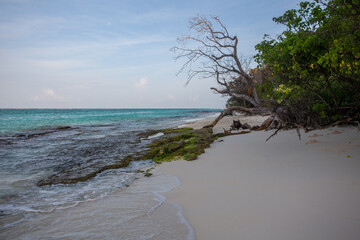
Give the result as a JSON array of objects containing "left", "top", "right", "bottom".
[{"left": 203, "top": 106, "right": 271, "bottom": 129}]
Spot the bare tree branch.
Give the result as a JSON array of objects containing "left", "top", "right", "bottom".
[
  {"left": 172, "top": 16, "right": 273, "bottom": 129},
  {"left": 172, "top": 16, "right": 265, "bottom": 108}
]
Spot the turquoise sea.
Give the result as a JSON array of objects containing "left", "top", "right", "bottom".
[
  {"left": 0, "top": 108, "right": 220, "bottom": 239},
  {"left": 0, "top": 108, "right": 219, "bottom": 134}
]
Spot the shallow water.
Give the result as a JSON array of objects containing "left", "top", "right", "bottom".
[
  {"left": 0, "top": 108, "right": 217, "bottom": 239},
  {"left": 0, "top": 169, "right": 195, "bottom": 240}
]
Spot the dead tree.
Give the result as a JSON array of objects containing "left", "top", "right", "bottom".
[{"left": 172, "top": 16, "right": 273, "bottom": 128}]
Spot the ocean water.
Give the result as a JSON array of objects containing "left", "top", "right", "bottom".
[{"left": 0, "top": 108, "right": 219, "bottom": 239}]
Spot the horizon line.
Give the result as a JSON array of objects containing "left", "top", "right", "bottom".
[{"left": 0, "top": 107, "right": 223, "bottom": 110}]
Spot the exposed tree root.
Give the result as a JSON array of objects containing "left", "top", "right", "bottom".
[
  {"left": 214, "top": 130, "right": 251, "bottom": 138},
  {"left": 203, "top": 106, "right": 270, "bottom": 129},
  {"left": 256, "top": 115, "right": 274, "bottom": 131},
  {"left": 266, "top": 128, "right": 282, "bottom": 141},
  {"left": 203, "top": 106, "right": 255, "bottom": 128},
  {"left": 203, "top": 105, "right": 360, "bottom": 142}
]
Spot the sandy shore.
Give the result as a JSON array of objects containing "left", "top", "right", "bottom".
[{"left": 160, "top": 120, "right": 360, "bottom": 240}]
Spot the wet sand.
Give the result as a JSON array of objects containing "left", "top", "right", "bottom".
[
  {"left": 0, "top": 169, "right": 194, "bottom": 240},
  {"left": 160, "top": 124, "right": 360, "bottom": 240}
]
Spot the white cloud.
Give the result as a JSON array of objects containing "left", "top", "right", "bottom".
[
  {"left": 33, "top": 88, "right": 65, "bottom": 102},
  {"left": 115, "top": 8, "right": 189, "bottom": 25},
  {"left": 167, "top": 94, "right": 175, "bottom": 100},
  {"left": 189, "top": 95, "right": 199, "bottom": 102},
  {"left": 0, "top": 17, "right": 65, "bottom": 40},
  {"left": 31, "top": 59, "right": 86, "bottom": 70},
  {"left": 135, "top": 77, "right": 148, "bottom": 88}
]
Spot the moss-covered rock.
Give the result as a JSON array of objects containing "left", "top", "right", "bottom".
[
  {"left": 138, "top": 127, "right": 193, "bottom": 139},
  {"left": 183, "top": 153, "right": 198, "bottom": 161},
  {"left": 135, "top": 127, "right": 214, "bottom": 163},
  {"left": 37, "top": 127, "right": 218, "bottom": 186},
  {"left": 37, "top": 157, "right": 131, "bottom": 186}
]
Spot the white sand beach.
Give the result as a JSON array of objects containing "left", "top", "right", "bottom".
[{"left": 161, "top": 118, "right": 360, "bottom": 240}]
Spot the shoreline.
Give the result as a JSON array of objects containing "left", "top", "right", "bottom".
[
  {"left": 2, "top": 112, "right": 359, "bottom": 239},
  {"left": 159, "top": 117, "right": 360, "bottom": 239},
  {"left": 0, "top": 109, "right": 218, "bottom": 240},
  {"left": 1, "top": 167, "right": 195, "bottom": 240}
]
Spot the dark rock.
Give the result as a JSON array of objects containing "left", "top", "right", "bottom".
[{"left": 56, "top": 126, "right": 71, "bottom": 130}]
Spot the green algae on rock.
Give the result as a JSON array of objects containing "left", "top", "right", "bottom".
[
  {"left": 137, "top": 127, "right": 214, "bottom": 163},
  {"left": 37, "top": 156, "right": 131, "bottom": 186},
  {"left": 37, "top": 127, "right": 215, "bottom": 186}
]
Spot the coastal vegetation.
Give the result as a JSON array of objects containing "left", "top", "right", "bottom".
[{"left": 173, "top": 0, "right": 359, "bottom": 131}]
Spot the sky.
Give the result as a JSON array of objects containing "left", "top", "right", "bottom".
[{"left": 0, "top": 0, "right": 302, "bottom": 109}]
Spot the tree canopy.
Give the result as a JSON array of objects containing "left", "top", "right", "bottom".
[
  {"left": 255, "top": 0, "right": 360, "bottom": 125},
  {"left": 174, "top": 0, "right": 359, "bottom": 131}
]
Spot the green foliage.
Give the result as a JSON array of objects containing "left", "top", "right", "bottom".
[
  {"left": 312, "top": 103, "right": 327, "bottom": 118},
  {"left": 273, "top": 84, "right": 296, "bottom": 103},
  {"left": 226, "top": 97, "right": 244, "bottom": 108},
  {"left": 255, "top": 0, "right": 360, "bottom": 122}
]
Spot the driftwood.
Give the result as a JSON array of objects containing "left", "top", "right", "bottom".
[
  {"left": 203, "top": 106, "right": 268, "bottom": 128},
  {"left": 265, "top": 128, "right": 282, "bottom": 141},
  {"left": 214, "top": 130, "right": 251, "bottom": 138},
  {"left": 206, "top": 105, "right": 360, "bottom": 141}
]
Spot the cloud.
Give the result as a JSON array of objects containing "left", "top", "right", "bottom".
[
  {"left": 189, "top": 95, "right": 200, "bottom": 102},
  {"left": 167, "top": 94, "right": 175, "bottom": 100},
  {"left": 135, "top": 78, "right": 148, "bottom": 88},
  {"left": 30, "top": 59, "right": 86, "bottom": 70},
  {"left": 33, "top": 89, "right": 65, "bottom": 102},
  {"left": 120, "top": 8, "right": 185, "bottom": 24},
  {"left": 0, "top": 17, "right": 65, "bottom": 40}
]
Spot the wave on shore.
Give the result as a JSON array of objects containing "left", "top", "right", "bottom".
[{"left": 0, "top": 108, "right": 218, "bottom": 239}]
